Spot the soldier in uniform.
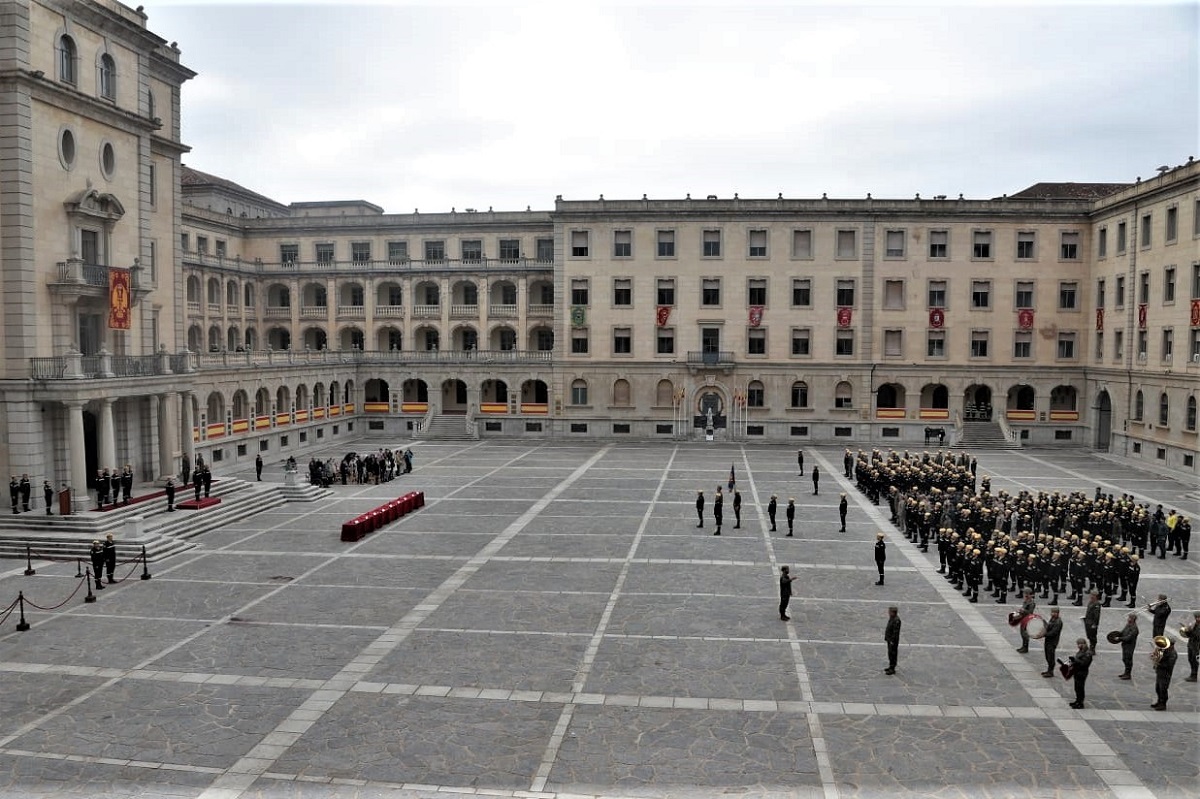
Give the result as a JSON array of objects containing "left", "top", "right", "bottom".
[
  {"left": 713, "top": 487, "right": 723, "bottom": 536},
  {"left": 43, "top": 480, "right": 53, "bottom": 515},
  {"left": 255, "top": 453, "right": 264, "bottom": 481},
  {"left": 1151, "top": 636, "right": 1177, "bottom": 710},
  {"left": 8, "top": 476, "right": 17, "bottom": 514},
  {"left": 778, "top": 566, "right": 795, "bottom": 621},
  {"left": 88, "top": 540, "right": 106, "bottom": 590},
  {"left": 1068, "top": 638, "right": 1092, "bottom": 708},
  {"left": 884, "top": 606, "right": 901, "bottom": 675},
  {"left": 1016, "top": 591, "right": 1037, "bottom": 653},
  {"left": 1151, "top": 594, "right": 1172, "bottom": 638},
  {"left": 797, "top": 449, "right": 804, "bottom": 476},
  {"left": 1041, "top": 607, "right": 1063, "bottom": 677},
  {"left": 732, "top": 489, "right": 742, "bottom": 529},
  {"left": 1185, "top": 610, "right": 1200, "bottom": 682},
  {"left": 839, "top": 493, "right": 848, "bottom": 533},
  {"left": 165, "top": 477, "right": 176, "bottom": 511},
  {"left": 695, "top": 490, "right": 705, "bottom": 528},
  {"left": 121, "top": 465, "right": 133, "bottom": 504},
  {"left": 811, "top": 466, "right": 820, "bottom": 496},
  {"left": 19, "top": 474, "right": 31, "bottom": 512},
  {"left": 1118, "top": 613, "right": 1139, "bottom": 680},
  {"left": 786, "top": 498, "right": 796, "bottom": 536},
  {"left": 874, "top": 532, "right": 886, "bottom": 586},
  {"left": 767, "top": 494, "right": 777, "bottom": 532},
  {"left": 102, "top": 533, "right": 117, "bottom": 584},
  {"left": 1083, "top": 591, "right": 1101, "bottom": 652}
]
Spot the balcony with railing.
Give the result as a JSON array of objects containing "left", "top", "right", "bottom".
[
  {"left": 489, "top": 304, "right": 518, "bottom": 318},
  {"left": 527, "top": 304, "right": 553, "bottom": 317},
  {"left": 412, "top": 304, "right": 440, "bottom": 319},
  {"left": 299, "top": 305, "right": 327, "bottom": 320},
  {"left": 375, "top": 305, "right": 404, "bottom": 318},
  {"left": 337, "top": 305, "right": 366, "bottom": 320},
  {"left": 263, "top": 306, "right": 292, "bottom": 319},
  {"left": 207, "top": 303, "right": 222, "bottom": 316},
  {"left": 187, "top": 301, "right": 201, "bottom": 316},
  {"left": 450, "top": 303, "right": 480, "bottom": 319},
  {"left": 247, "top": 256, "right": 556, "bottom": 274},
  {"left": 686, "top": 351, "right": 736, "bottom": 371}
]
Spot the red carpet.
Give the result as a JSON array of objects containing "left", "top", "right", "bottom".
[{"left": 176, "top": 497, "right": 222, "bottom": 510}]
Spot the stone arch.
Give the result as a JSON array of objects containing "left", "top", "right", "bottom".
[{"left": 231, "top": 389, "right": 249, "bottom": 420}]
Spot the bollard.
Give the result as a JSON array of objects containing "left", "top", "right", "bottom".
[
  {"left": 24, "top": 544, "right": 35, "bottom": 576},
  {"left": 140, "top": 545, "right": 152, "bottom": 580},
  {"left": 84, "top": 569, "right": 97, "bottom": 603},
  {"left": 75, "top": 558, "right": 82, "bottom": 578},
  {"left": 15, "top": 592, "right": 29, "bottom": 631}
]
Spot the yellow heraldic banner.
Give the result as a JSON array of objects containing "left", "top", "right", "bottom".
[{"left": 108, "top": 267, "right": 131, "bottom": 330}]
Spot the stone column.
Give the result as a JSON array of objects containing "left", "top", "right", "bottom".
[
  {"left": 157, "top": 393, "right": 179, "bottom": 480},
  {"left": 65, "top": 400, "right": 88, "bottom": 513},
  {"left": 147, "top": 394, "right": 161, "bottom": 481},
  {"left": 98, "top": 398, "right": 116, "bottom": 470},
  {"left": 179, "top": 392, "right": 195, "bottom": 466}
]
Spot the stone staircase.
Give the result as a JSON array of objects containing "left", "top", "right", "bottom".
[
  {"left": 418, "top": 413, "right": 479, "bottom": 441},
  {"left": 953, "top": 420, "right": 1022, "bottom": 450},
  {"left": 0, "top": 478, "right": 291, "bottom": 564}
]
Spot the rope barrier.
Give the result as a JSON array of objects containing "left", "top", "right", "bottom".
[
  {"left": 0, "top": 598, "right": 19, "bottom": 629},
  {"left": 1, "top": 546, "right": 154, "bottom": 629},
  {"left": 23, "top": 577, "right": 87, "bottom": 611}
]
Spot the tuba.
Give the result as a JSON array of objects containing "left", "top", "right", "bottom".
[
  {"left": 1150, "top": 635, "right": 1171, "bottom": 664},
  {"left": 1181, "top": 622, "right": 1195, "bottom": 638}
]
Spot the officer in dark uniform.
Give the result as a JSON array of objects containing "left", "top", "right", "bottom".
[
  {"left": 255, "top": 453, "right": 263, "bottom": 481},
  {"left": 1068, "top": 638, "right": 1092, "bottom": 708},
  {"left": 102, "top": 534, "right": 117, "bottom": 584},
  {"left": 1118, "top": 613, "right": 1139, "bottom": 679},
  {"left": 1041, "top": 607, "right": 1063, "bottom": 677},
  {"left": 19, "top": 474, "right": 31, "bottom": 512},
  {"left": 884, "top": 606, "right": 901, "bottom": 675},
  {"left": 89, "top": 540, "right": 106, "bottom": 590},
  {"left": 874, "top": 532, "right": 886, "bottom": 586},
  {"left": 839, "top": 493, "right": 848, "bottom": 532},
  {"left": 797, "top": 449, "right": 804, "bottom": 476},
  {"left": 1185, "top": 610, "right": 1200, "bottom": 682},
  {"left": 43, "top": 480, "right": 53, "bottom": 515},
  {"left": 778, "top": 566, "right": 794, "bottom": 621},
  {"left": 8, "top": 476, "right": 18, "bottom": 514},
  {"left": 811, "top": 466, "right": 820, "bottom": 496},
  {"left": 121, "top": 465, "right": 133, "bottom": 504},
  {"left": 732, "top": 489, "right": 742, "bottom": 529},
  {"left": 786, "top": 498, "right": 796, "bottom": 536},
  {"left": 767, "top": 495, "right": 777, "bottom": 532},
  {"left": 165, "top": 477, "right": 176, "bottom": 511},
  {"left": 202, "top": 464, "right": 213, "bottom": 498},
  {"left": 1083, "top": 592, "right": 1101, "bottom": 652},
  {"left": 713, "top": 487, "right": 723, "bottom": 536},
  {"left": 695, "top": 490, "right": 704, "bottom": 528},
  {"left": 193, "top": 469, "right": 203, "bottom": 502}
]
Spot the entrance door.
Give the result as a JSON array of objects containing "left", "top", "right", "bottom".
[{"left": 1094, "top": 391, "right": 1112, "bottom": 451}]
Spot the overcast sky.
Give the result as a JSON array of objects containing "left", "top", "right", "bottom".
[{"left": 148, "top": 0, "right": 1197, "bottom": 213}]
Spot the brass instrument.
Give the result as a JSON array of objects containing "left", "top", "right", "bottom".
[
  {"left": 1144, "top": 598, "right": 1168, "bottom": 613},
  {"left": 1181, "top": 623, "right": 1194, "bottom": 638},
  {"left": 1150, "top": 635, "right": 1171, "bottom": 665}
]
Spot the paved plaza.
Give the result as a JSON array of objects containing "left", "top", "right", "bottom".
[{"left": 0, "top": 441, "right": 1196, "bottom": 799}]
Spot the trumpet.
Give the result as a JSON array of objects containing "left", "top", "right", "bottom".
[{"left": 1144, "top": 598, "right": 1168, "bottom": 613}]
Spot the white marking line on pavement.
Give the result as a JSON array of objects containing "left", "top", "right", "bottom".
[
  {"left": 742, "top": 446, "right": 839, "bottom": 799},
  {"left": 196, "top": 444, "right": 615, "bottom": 799},
  {"left": 809, "top": 450, "right": 1154, "bottom": 798},
  {"left": 529, "top": 445, "right": 680, "bottom": 794}
]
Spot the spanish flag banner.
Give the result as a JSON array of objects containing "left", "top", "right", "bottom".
[{"left": 108, "top": 267, "right": 131, "bottom": 329}]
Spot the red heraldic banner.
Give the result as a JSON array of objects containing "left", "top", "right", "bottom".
[
  {"left": 656, "top": 305, "right": 671, "bottom": 327},
  {"left": 748, "top": 306, "right": 764, "bottom": 327},
  {"left": 108, "top": 267, "right": 131, "bottom": 330}
]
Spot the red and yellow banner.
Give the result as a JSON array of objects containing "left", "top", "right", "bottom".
[{"left": 108, "top": 267, "right": 131, "bottom": 329}]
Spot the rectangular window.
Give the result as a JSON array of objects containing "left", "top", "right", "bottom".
[
  {"left": 613, "top": 230, "right": 632, "bottom": 258},
  {"left": 929, "top": 230, "right": 948, "bottom": 259},
  {"left": 424, "top": 240, "right": 445, "bottom": 261},
  {"left": 1117, "top": 221, "right": 1127, "bottom": 254},
  {"left": 835, "top": 329, "right": 855, "bottom": 356},
  {"left": 461, "top": 239, "right": 482, "bottom": 262},
  {"left": 613, "top": 327, "right": 631, "bottom": 354},
  {"left": 970, "top": 330, "right": 990, "bottom": 358},
  {"left": 792, "top": 278, "right": 812, "bottom": 307},
  {"left": 747, "top": 328, "right": 766, "bottom": 355},
  {"left": 571, "top": 329, "right": 589, "bottom": 354},
  {"left": 701, "top": 278, "right": 721, "bottom": 306},
  {"left": 1116, "top": 276, "right": 1126, "bottom": 307},
  {"left": 883, "top": 279, "right": 904, "bottom": 310},
  {"left": 656, "top": 328, "right": 675, "bottom": 355},
  {"left": 1114, "top": 329, "right": 1124, "bottom": 360},
  {"left": 1016, "top": 231, "right": 1035, "bottom": 260},
  {"left": 536, "top": 238, "right": 554, "bottom": 263},
  {"left": 315, "top": 243, "right": 333, "bottom": 264},
  {"left": 836, "top": 279, "right": 855, "bottom": 307},
  {"left": 498, "top": 238, "right": 520, "bottom": 261},
  {"left": 1013, "top": 331, "right": 1032, "bottom": 359},
  {"left": 1060, "top": 232, "right": 1079, "bottom": 260},
  {"left": 747, "top": 278, "right": 767, "bottom": 306},
  {"left": 1096, "top": 279, "right": 1106, "bottom": 308},
  {"left": 570, "top": 384, "right": 587, "bottom": 405},
  {"left": 1057, "top": 332, "right": 1076, "bottom": 359},
  {"left": 656, "top": 278, "right": 675, "bottom": 306},
  {"left": 148, "top": 163, "right": 156, "bottom": 207},
  {"left": 1162, "top": 328, "right": 1173, "bottom": 361},
  {"left": 791, "top": 386, "right": 808, "bottom": 409},
  {"left": 971, "top": 280, "right": 991, "bottom": 309},
  {"left": 1140, "top": 213, "right": 1152, "bottom": 248},
  {"left": 536, "top": 329, "right": 554, "bottom": 351},
  {"left": 927, "top": 330, "right": 946, "bottom": 358},
  {"left": 1138, "top": 329, "right": 1148, "bottom": 357},
  {"left": 702, "top": 229, "right": 722, "bottom": 257},
  {"left": 1098, "top": 227, "right": 1107, "bottom": 258},
  {"left": 1139, "top": 272, "right": 1150, "bottom": 304},
  {"left": 1058, "top": 281, "right": 1078, "bottom": 310},
  {"left": 791, "top": 229, "right": 812, "bottom": 258},
  {"left": 885, "top": 229, "right": 905, "bottom": 257},
  {"left": 197, "top": 236, "right": 208, "bottom": 254},
  {"left": 883, "top": 329, "right": 902, "bottom": 356},
  {"left": 1164, "top": 267, "right": 1176, "bottom": 302},
  {"left": 613, "top": 278, "right": 632, "bottom": 307},
  {"left": 571, "top": 279, "right": 590, "bottom": 306},
  {"left": 791, "top": 328, "right": 811, "bottom": 356},
  {"left": 1015, "top": 280, "right": 1034, "bottom": 309},
  {"left": 972, "top": 231, "right": 992, "bottom": 259},
  {"left": 656, "top": 229, "right": 675, "bottom": 257},
  {"left": 1095, "top": 331, "right": 1104, "bottom": 361},
  {"left": 1166, "top": 206, "right": 1177, "bottom": 242},
  {"left": 571, "top": 230, "right": 590, "bottom": 257},
  {"left": 1190, "top": 328, "right": 1200, "bottom": 360},
  {"left": 181, "top": 232, "right": 190, "bottom": 252},
  {"left": 280, "top": 244, "right": 298, "bottom": 264},
  {"left": 215, "top": 240, "right": 227, "bottom": 258},
  {"left": 747, "top": 386, "right": 764, "bottom": 407},
  {"left": 927, "top": 279, "right": 947, "bottom": 308},
  {"left": 836, "top": 229, "right": 857, "bottom": 258},
  {"left": 1193, "top": 263, "right": 1200, "bottom": 299},
  {"left": 748, "top": 229, "right": 768, "bottom": 258},
  {"left": 387, "top": 241, "right": 408, "bottom": 263},
  {"left": 148, "top": 240, "right": 157, "bottom": 284},
  {"left": 351, "top": 242, "right": 371, "bottom": 263}
]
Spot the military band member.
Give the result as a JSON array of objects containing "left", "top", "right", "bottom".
[
  {"left": 1068, "top": 638, "right": 1092, "bottom": 708},
  {"left": 1151, "top": 636, "right": 1177, "bottom": 710},
  {"left": 1041, "top": 607, "right": 1063, "bottom": 677},
  {"left": 1118, "top": 613, "right": 1139, "bottom": 680},
  {"left": 1083, "top": 592, "right": 1101, "bottom": 652},
  {"left": 1016, "top": 591, "right": 1036, "bottom": 653},
  {"left": 1151, "top": 594, "right": 1172, "bottom": 638},
  {"left": 1185, "top": 611, "right": 1200, "bottom": 682}
]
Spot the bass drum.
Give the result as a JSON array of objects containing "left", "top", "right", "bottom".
[{"left": 1021, "top": 614, "right": 1047, "bottom": 640}]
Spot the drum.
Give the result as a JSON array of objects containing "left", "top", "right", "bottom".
[{"left": 1021, "top": 613, "right": 1047, "bottom": 640}]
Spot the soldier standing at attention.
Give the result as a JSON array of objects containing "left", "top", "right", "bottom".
[
  {"left": 1184, "top": 610, "right": 1200, "bottom": 682},
  {"left": 797, "top": 449, "right": 804, "bottom": 476},
  {"left": 1068, "top": 638, "right": 1092, "bottom": 708},
  {"left": 779, "top": 566, "right": 795, "bottom": 621},
  {"left": 695, "top": 490, "right": 705, "bottom": 529},
  {"left": 1016, "top": 590, "right": 1037, "bottom": 653},
  {"left": 874, "top": 532, "right": 887, "bottom": 586},
  {"left": 103, "top": 533, "right": 117, "bottom": 584},
  {"left": 1041, "top": 607, "right": 1063, "bottom": 677},
  {"left": 9, "top": 476, "right": 18, "bottom": 514},
  {"left": 713, "top": 487, "right": 723, "bottom": 536},
  {"left": 89, "top": 541, "right": 106, "bottom": 591},
  {"left": 255, "top": 453, "right": 264, "bottom": 481},
  {"left": 812, "top": 466, "right": 820, "bottom": 496},
  {"left": 884, "top": 606, "right": 901, "bottom": 675},
  {"left": 732, "top": 489, "right": 742, "bottom": 529},
  {"left": 165, "top": 477, "right": 176, "bottom": 511},
  {"left": 1083, "top": 591, "right": 1101, "bottom": 653},
  {"left": 1151, "top": 636, "right": 1177, "bottom": 710},
  {"left": 19, "top": 474, "right": 31, "bottom": 512},
  {"left": 42, "top": 480, "right": 53, "bottom": 515},
  {"left": 786, "top": 498, "right": 796, "bottom": 537},
  {"left": 839, "top": 493, "right": 849, "bottom": 532},
  {"left": 767, "top": 495, "right": 778, "bottom": 532},
  {"left": 1117, "top": 613, "right": 1139, "bottom": 680}
]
